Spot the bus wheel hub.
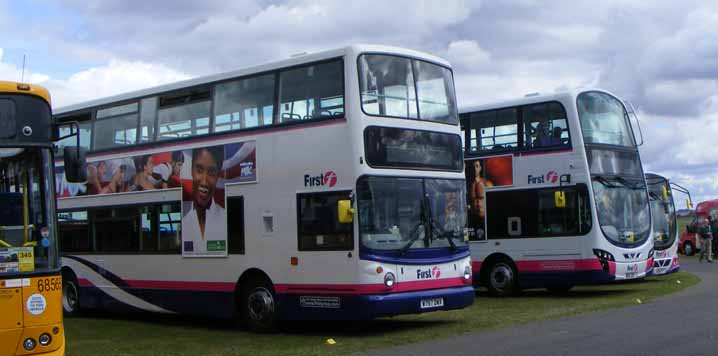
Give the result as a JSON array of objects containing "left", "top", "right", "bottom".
[{"left": 248, "top": 288, "right": 274, "bottom": 320}]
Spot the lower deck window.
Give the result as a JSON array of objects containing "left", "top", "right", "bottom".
[
  {"left": 297, "top": 191, "right": 353, "bottom": 251},
  {"left": 484, "top": 184, "right": 591, "bottom": 239},
  {"left": 58, "top": 203, "right": 181, "bottom": 254}
]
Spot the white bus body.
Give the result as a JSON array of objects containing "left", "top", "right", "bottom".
[
  {"left": 646, "top": 173, "right": 680, "bottom": 275},
  {"left": 54, "top": 45, "right": 473, "bottom": 330},
  {"left": 460, "top": 89, "right": 654, "bottom": 295}
]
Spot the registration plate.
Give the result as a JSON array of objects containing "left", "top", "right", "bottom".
[
  {"left": 420, "top": 297, "right": 444, "bottom": 309},
  {"left": 625, "top": 272, "right": 636, "bottom": 279}
]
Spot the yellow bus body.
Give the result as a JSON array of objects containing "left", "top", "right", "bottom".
[{"left": 0, "top": 81, "right": 64, "bottom": 355}]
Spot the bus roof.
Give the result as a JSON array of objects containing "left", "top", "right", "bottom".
[
  {"left": 0, "top": 81, "right": 51, "bottom": 105},
  {"left": 459, "top": 87, "right": 622, "bottom": 114},
  {"left": 55, "top": 44, "right": 451, "bottom": 116}
]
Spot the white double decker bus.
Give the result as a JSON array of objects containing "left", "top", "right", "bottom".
[
  {"left": 646, "top": 173, "right": 688, "bottom": 275},
  {"left": 54, "top": 45, "right": 473, "bottom": 331},
  {"left": 460, "top": 89, "right": 653, "bottom": 295}
]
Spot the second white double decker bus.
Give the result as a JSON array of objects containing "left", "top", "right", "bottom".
[
  {"left": 54, "top": 45, "right": 473, "bottom": 331},
  {"left": 646, "top": 173, "right": 688, "bottom": 275},
  {"left": 460, "top": 89, "right": 653, "bottom": 295}
]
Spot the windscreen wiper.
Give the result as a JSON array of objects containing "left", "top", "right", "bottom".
[
  {"left": 398, "top": 197, "right": 429, "bottom": 256},
  {"left": 614, "top": 176, "right": 645, "bottom": 190},
  {"left": 424, "top": 195, "right": 457, "bottom": 252},
  {"left": 592, "top": 175, "right": 619, "bottom": 188}
]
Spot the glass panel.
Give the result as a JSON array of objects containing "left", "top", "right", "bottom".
[
  {"left": 297, "top": 191, "right": 353, "bottom": 251},
  {"left": 227, "top": 197, "right": 245, "bottom": 254},
  {"left": 58, "top": 211, "right": 91, "bottom": 252},
  {"left": 94, "top": 114, "right": 138, "bottom": 149},
  {"left": 158, "top": 203, "right": 181, "bottom": 252},
  {"left": 523, "top": 102, "right": 570, "bottom": 149},
  {"left": 587, "top": 148, "right": 643, "bottom": 177},
  {"left": 484, "top": 185, "right": 591, "bottom": 239},
  {"left": 157, "top": 101, "right": 211, "bottom": 140},
  {"left": 364, "top": 127, "right": 462, "bottom": 171},
  {"left": 646, "top": 176, "right": 677, "bottom": 250},
  {"left": 470, "top": 108, "right": 518, "bottom": 152},
  {"left": 214, "top": 74, "right": 276, "bottom": 132},
  {"left": 357, "top": 176, "right": 467, "bottom": 251},
  {"left": 93, "top": 207, "right": 140, "bottom": 252},
  {"left": 592, "top": 177, "right": 651, "bottom": 247},
  {"left": 413, "top": 60, "right": 457, "bottom": 123},
  {"left": 96, "top": 102, "right": 138, "bottom": 119},
  {"left": 139, "top": 97, "right": 157, "bottom": 143},
  {"left": 0, "top": 148, "right": 59, "bottom": 275},
  {"left": 279, "top": 60, "right": 344, "bottom": 123},
  {"left": 359, "top": 55, "right": 417, "bottom": 119},
  {"left": 578, "top": 91, "right": 635, "bottom": 146},
  {"left": 56, "top": 121, "right": 92, "bottom": 153}
]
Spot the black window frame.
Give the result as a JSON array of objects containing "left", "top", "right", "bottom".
[
  {"left": 92, "top": 101, "right": 141, "bottom": 150},
  {"left": 484, "top": 184, "right": 592, "bottom": 240},
  {"left": 227, "top": 196, "right": 246, "bottom": 255},
  {"left": 363, "top": 125, "right": 464, "bottom": 172},
  {"left": 57, "top": 202, "right": 182, "bottom": 255},
  {"left": 53, "top": 57, "right": 346, "bottom": 155},
  {"left": 461, "top": 100, "right": 572, "bottom": 156},
  {"left": 357, "top": 52, "right": 459, "bottom": 126},
  {"left": 278, "top": 58, "right": 345, "bottom": 123},
  {"left": 296, "top": 190, "right": 354, "bottom": 252}
]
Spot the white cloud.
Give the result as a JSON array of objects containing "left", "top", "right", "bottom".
[{"left": 45, "top": 60, "right": 191, "bottom": 108}]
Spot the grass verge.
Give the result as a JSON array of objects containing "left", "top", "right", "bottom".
[{"left": 65, "top": 272, "right": 699, "bottom": 356}]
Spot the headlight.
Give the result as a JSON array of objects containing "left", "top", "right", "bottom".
[
  {"left": 23, "top": 338, "right": 36, "bottom": 351},
  {"left": 384, "top": 272, "right": 396, "bottom": 288},
  {"left": 39, "top": 333, "right": 52, "bottom": 346},
  {"left": 648, "top": 248, "right": 655, "bottom": 258},
  {"left": 463, "top": 266, "right": 472, "bottom": 280},
  {"left": 593, "top": 249, "right": 615, "bottom": 261}
]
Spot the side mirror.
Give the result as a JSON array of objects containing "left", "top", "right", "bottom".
[
  {"left": 63, "top": 146, "right": 87, "bottom": 183},
  {"left": 686, "top": 198, "right": 693, "bottom": 210},
  {"left": 337, "top": 199, "right": 354, "bottom": 224},
  {"left": 554, "top": 191, "right": 566, "bottom": 208},
  {"left": 661, "top": 185, "right": 669, "bottom": 201}
]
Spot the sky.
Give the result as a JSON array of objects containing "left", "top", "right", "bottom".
[{"left": 1, "top": 0, "right": 716, "bottom": 203}]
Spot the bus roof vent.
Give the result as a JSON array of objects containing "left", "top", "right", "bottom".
[
  {"left": 525, "top": 92, "right": 540, "bottom": 97},
  {"left": 291, "top": 52, "right": 308, "bottom": 58}
]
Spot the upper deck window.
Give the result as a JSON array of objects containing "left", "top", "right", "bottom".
[
  {"left": 94, "top": 102, "right": 139, "bottom": 150},
  {"left": 466, "top": 108, "right": 518, "bottom": 152},
  {"left": 214, "top": 73, "right": 276, "bottom": 131},
  {"left": 279, "top": 59, "right": 344, "bottom": 123},
  {"left": 359, "top": 54, "right": 458, "bottom": 124},
  {"left": 157, "top": 89, "right": 211, "bottom": 141},
  {"left": 522, "top": 102, "right": 569, "bottom": 149},
  {"left": 577, "top": 92, "right": 635, "bottom": 147},
  {"left": 56, "top": 113, "right": 92, "bottom": 154}
]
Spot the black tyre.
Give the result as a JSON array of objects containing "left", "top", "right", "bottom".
[
  {"left": 683, "top": 242, "right": 695, "bottom": 256},
  {"left": 486, "top": 259, "right": 519, "bottom": 297},
  {"left": 62, "top": 272, "right": 81, "bottom": 316},
  {"left": 239, "top": 277, "right": 278, "bottom": 333}
]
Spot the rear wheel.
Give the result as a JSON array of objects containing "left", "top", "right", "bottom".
[
  {"left": 683, "top": 242, "right": 695, "bottom": 256},
  {"left": 486, "top": 259, "right": 519, "bottom": 297},
  {"left": 239, "top": 277, "right": 278, "bottom": 333},
  {"left": 62, "top": 273, "right": 81, "bottom": 316}
]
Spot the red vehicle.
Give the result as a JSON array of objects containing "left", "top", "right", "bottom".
[{"left": 679, "top": 199, "right": 718, "bottom": 256}]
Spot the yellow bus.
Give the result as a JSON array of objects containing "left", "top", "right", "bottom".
[{"left": 0, "top": 81, "right": 85, "bottom": 356}]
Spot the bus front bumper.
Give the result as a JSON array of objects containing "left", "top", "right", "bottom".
[{"left": 278, "top": 286, "right": 475, "bottom": 320}]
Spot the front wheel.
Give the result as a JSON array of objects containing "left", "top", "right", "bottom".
[
  {"left": 62, "top": 274, "right": 81, "bottom": 316},
  {"left": 486, "top": 260, "right": 519, "bottom": 297},
  {"left": 683, "top": 242, "right": 694, "bottom": 256},
  {"left": 239, "top": 278, "right": 278, "bottom": 333}
]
